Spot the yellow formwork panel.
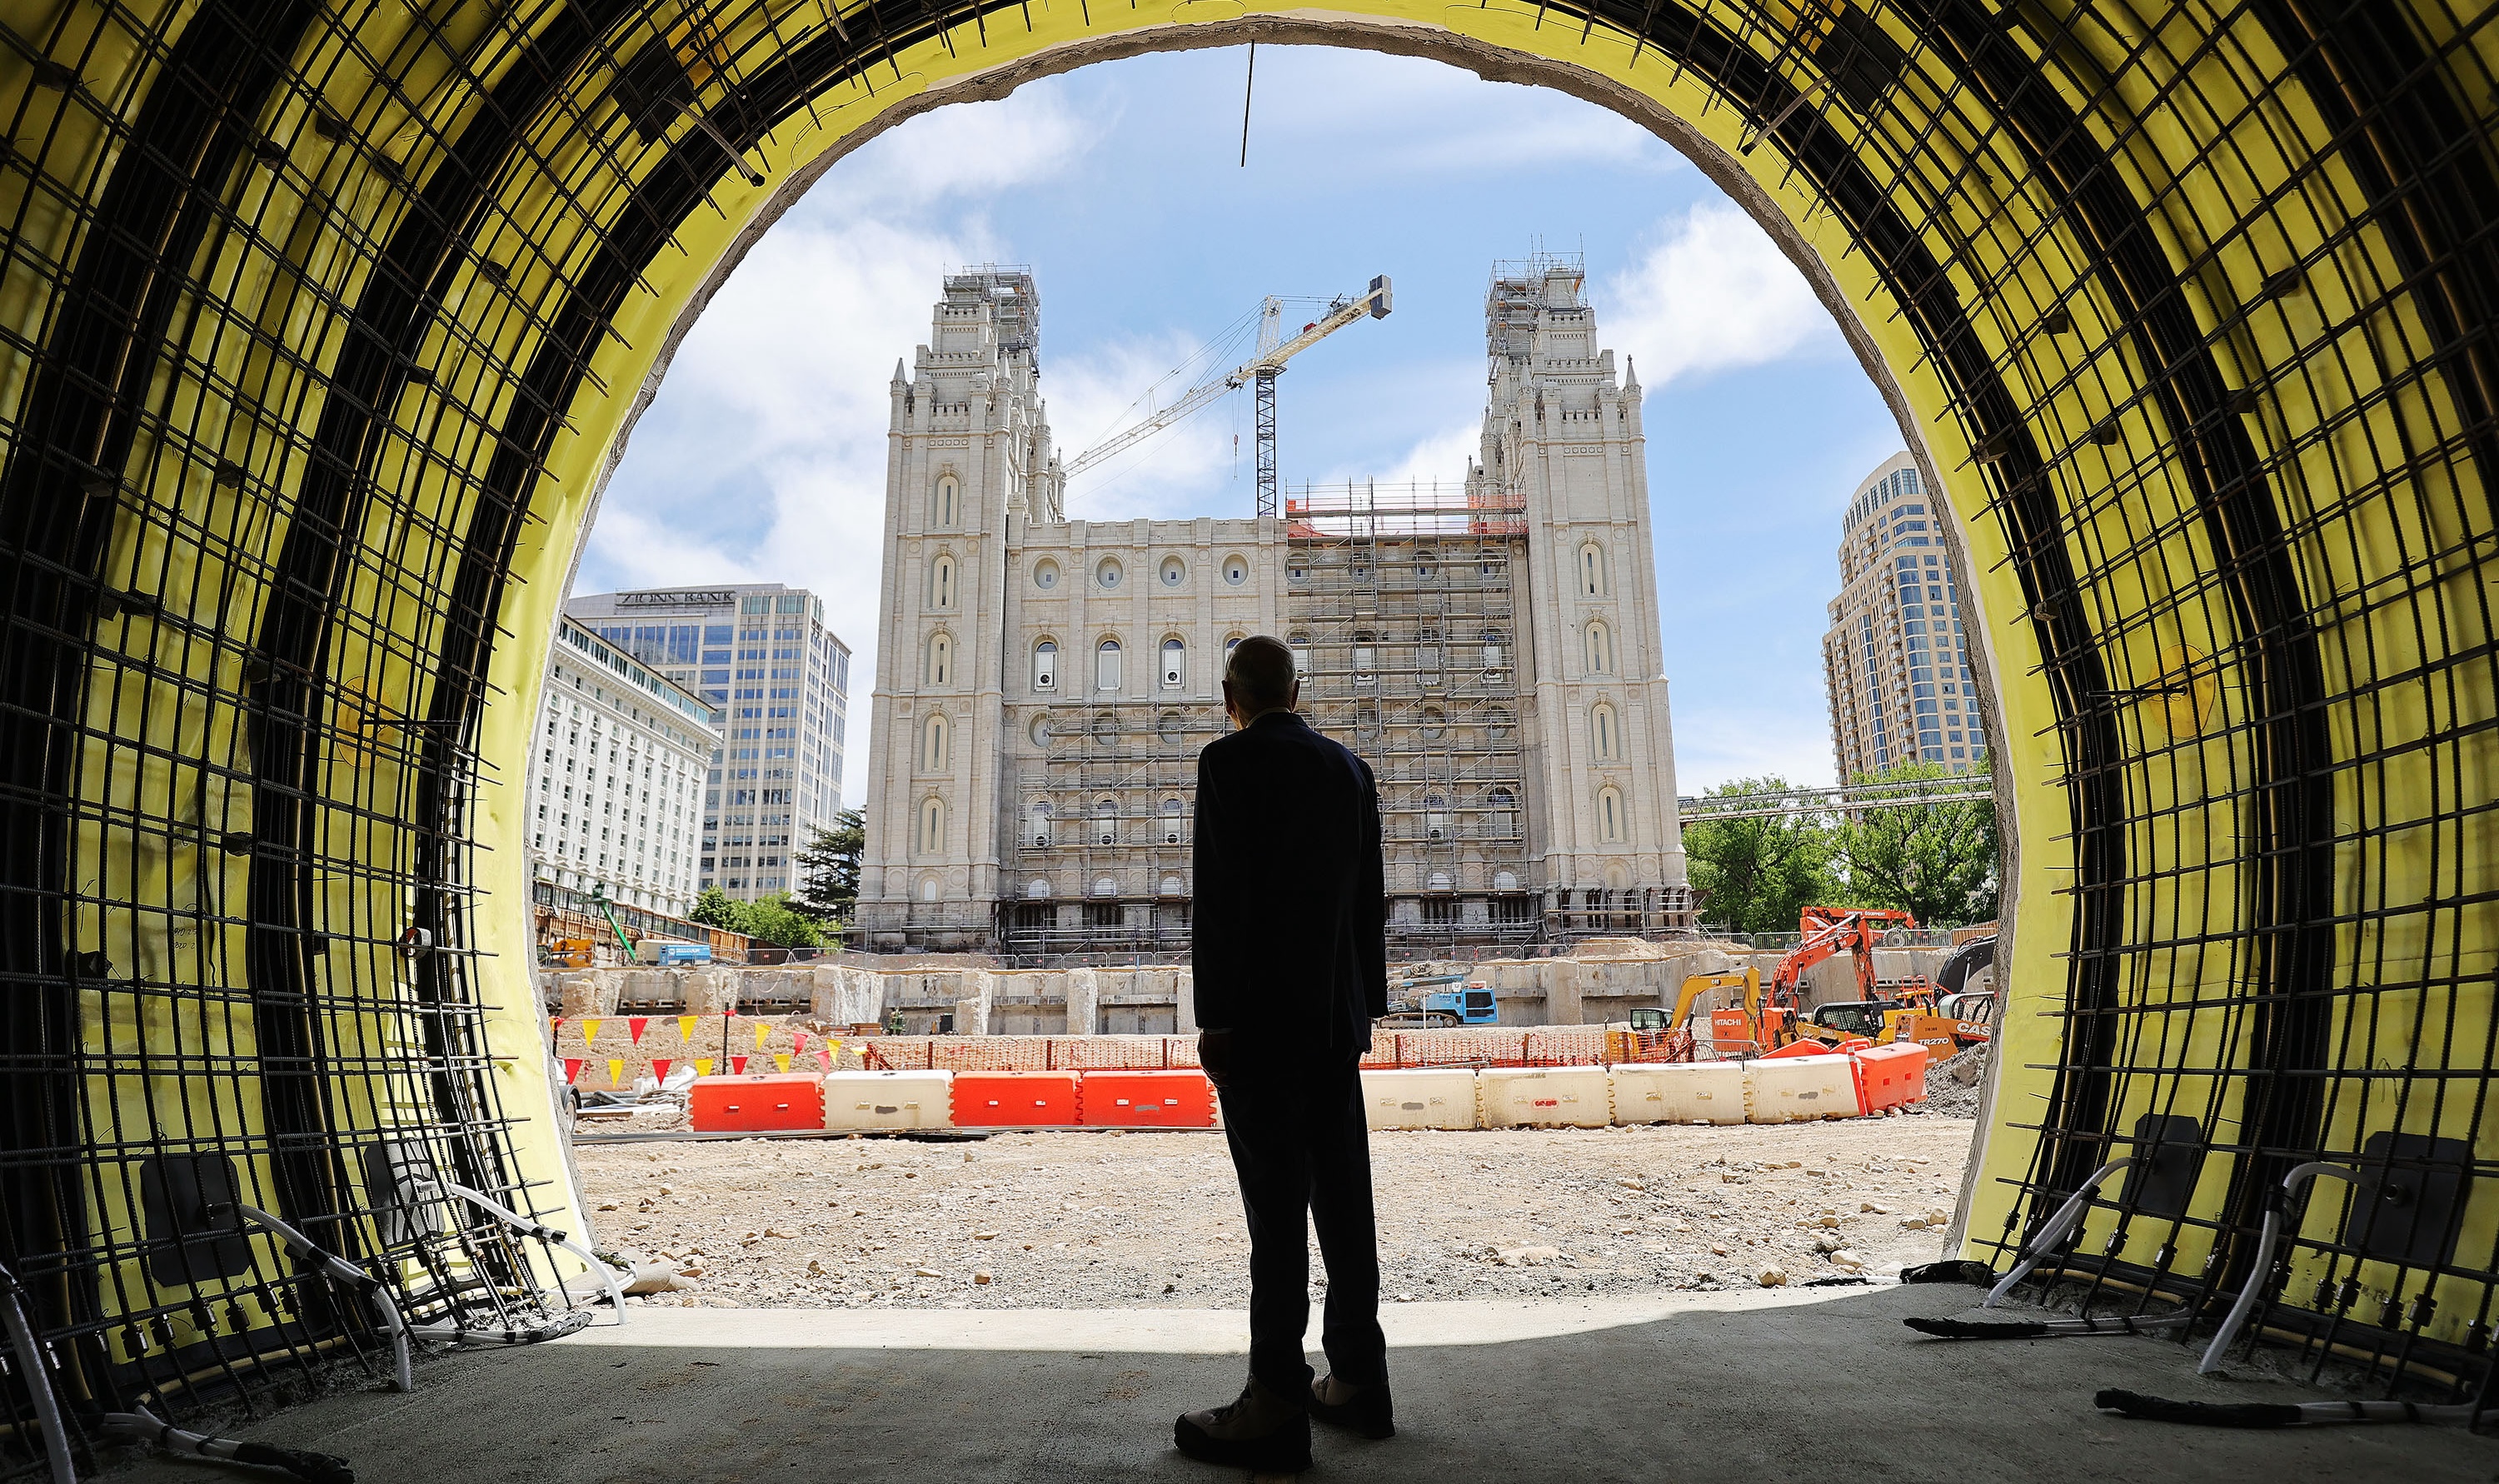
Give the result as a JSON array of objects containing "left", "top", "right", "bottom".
[{"left": 6, "top": 0, "right": 2491, "bottom": 1404}]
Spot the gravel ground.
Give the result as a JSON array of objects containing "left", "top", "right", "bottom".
[{"left": 577, "top": 1117, "right": 1977, "bottom": 1311}]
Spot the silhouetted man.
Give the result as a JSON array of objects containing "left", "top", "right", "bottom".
[{"left": 1175, "top": 635, "right": 1392, "bottom": 1474}]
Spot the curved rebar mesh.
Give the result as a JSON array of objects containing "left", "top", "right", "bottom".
[{"left": 0, "top": 0, "right": 2491, "bottom": 1470}]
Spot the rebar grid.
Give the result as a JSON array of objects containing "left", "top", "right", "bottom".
[{"left": 0, "top": 0, "right": 2490, "bottom": 1462}]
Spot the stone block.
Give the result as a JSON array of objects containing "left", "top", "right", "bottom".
[{"left": 556, "top": 971, "right": 619, "bottom": 1018}]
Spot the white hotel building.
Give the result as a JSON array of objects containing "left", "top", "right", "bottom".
[{"left": 526, "top": 616, "right": 718, "bottom": 916}]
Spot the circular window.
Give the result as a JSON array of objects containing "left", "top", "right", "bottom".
[
  {"left": 1288, "top": 563, "right": 1308, "bottom": 583},
  {"left": 1034, "top": 559, "right": 1059, "bottom": 590},
  {"left": 1096, "top": 558, "right": 1122, "bottom": 589},
  {"left": 1160, "top": 556, "right": 1185, "bottom": 587},
  {"left": 1029, "top": 714, "right": 1051, "bottom": 747},
  {"left": 1223, "top": 555, "right": 1247, "bottom": 586},
  {"left": 1487, "top": 707, "right": 1514, "bottom": 741},
  {"left": 1091, "top": 712, "right": 1121, "bottom": 744},
  {"left": 1158, "top": 712, "right": 1186, "bottom": 744},
  {"left": 1419, "top": 708, "right": 1447, "bottom": 740}
]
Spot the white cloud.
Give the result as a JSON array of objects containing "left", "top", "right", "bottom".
[
  {"left": 1046, "top": 331, "right": 1250, "bottom": 520},
  {"left": 1253, "top": 47, "right": 1682, "bottom": 178},
  {"left": 577, "top": 88, "right": 1108, "bottom": 804},
  {"left": 1314, "top": 421, "right": 1478, "bottom": 491},
  {"left": 1602, "top": 200, "right": 1843, "bottom": 386},
  {"left": 808, "top": 82, "right": 1109, "bottom": 211}
]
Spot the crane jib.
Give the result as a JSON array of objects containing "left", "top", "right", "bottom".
[{"left": 1064, "top": 274, "right": 1393, "bottom": 491}]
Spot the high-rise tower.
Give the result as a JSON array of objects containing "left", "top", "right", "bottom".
[{"left": 1820, "top": 453, "right": 1985, "bottom": 781}]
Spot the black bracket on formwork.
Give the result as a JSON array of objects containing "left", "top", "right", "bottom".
[
  {"left": 360, "top": 1142, "right": 450, "bottom": 1252},
  {"left": 1905, "top": 1115, "right": 2209, "bottom": 1341},
  {"left": 2339, "top": 1131, "right": 2471, "bottom": 1270},
  {"left": 2117, "top": 1114, "right": 2207, "bottom": 1224},
  {"left": 139, "top": 1154, "right": 253, "bottom": 1289}
]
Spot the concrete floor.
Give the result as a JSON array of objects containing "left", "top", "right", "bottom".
[{"left": 110, "top": 1285, "right": 2490, "bottom": 1482}]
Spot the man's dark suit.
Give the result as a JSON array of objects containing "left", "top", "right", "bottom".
[{"left": 1193, "top": 708, "right": 1389, "bottom": 1394}]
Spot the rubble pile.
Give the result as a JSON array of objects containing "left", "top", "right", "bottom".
[{"left": 1915, "top": 1047, "right": 1991, "bottom": 1119}]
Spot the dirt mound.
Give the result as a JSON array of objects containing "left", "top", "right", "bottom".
[
  {"left": 1916, "top": 1046, "right": 1990, "bottom": 1118},
  {"left": 1568, "top": 937, "right": 1750, "bottom": 963}
]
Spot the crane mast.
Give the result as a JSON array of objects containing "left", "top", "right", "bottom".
[{"left": 1063, "top": 275, "right": 1391, "bottom": 519}]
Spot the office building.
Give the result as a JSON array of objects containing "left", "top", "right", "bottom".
[{"left": 565, "top": 585, "right": 852, "bottom": 902}]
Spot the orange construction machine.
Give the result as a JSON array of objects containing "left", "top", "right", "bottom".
[
  {"left": 1634, "top": 908, "right": 1983, "bottom": 1063},
  {"left": 1770, "top": 906, "right": 1922, "bottom": 1009},
  {"left": 1771, "top": 907, "right": 1991, "bottom": 1062}
]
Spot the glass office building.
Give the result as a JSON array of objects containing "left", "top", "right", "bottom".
[{"left": 564, "top": 585, "right": 851, "bottom": 902}]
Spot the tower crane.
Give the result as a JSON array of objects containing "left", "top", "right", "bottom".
[{"left": 1062, "top": 275, "right": 1391, "bottom": 519}]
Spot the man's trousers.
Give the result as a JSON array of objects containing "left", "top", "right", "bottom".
[{"left": 1215, "top": 1058, "right": 1388, "bottom": 1393}]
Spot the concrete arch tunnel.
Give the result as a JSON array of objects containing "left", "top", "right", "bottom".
[{"left": 0, "top": 0, "right": 2493, "bottom": 1454}]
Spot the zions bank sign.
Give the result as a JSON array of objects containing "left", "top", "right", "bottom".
[{"left": 614, "top": 590, "right": 737, "bottom": 608}]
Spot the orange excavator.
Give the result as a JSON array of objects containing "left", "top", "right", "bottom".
[
  {"left": 1773, "top": 906, "right": 1921, "bottom": 1008},
  {"left": 1632, "top": 907, "right": 1974, "bottom": 1063},
  {"left": 1772, "top": 907, "right": 1993, "bottom": 1061},
  {"left": 1630, "top": 908, "right": 1981, "bottom": 1063}
]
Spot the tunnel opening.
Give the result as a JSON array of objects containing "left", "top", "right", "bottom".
[{"left": 545, "top": 42, "right": 2003, "bottom": 1322}]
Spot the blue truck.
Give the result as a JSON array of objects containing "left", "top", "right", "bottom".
[
  {"left": 638, "top": 939, "right": 713, "bottom": 966},
  {"left": 1382, "top": 973, "right": 1499, "bottom": 1028}
]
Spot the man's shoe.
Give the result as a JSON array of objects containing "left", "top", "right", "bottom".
[
  {"left": 1175, "top": 1377, "right": 1314, "bottom": 1473},
  {"left": 1309, "top": 1373, "right": 1395, "bottom": 1439}
]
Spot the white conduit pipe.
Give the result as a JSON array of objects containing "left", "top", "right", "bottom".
[
  {"left": 0, "top": 1260, "right": 77, "bottom": 1484},
  {"left": 2197, "top": 1161, "right": 2362, "bottom": 1375},
  {"left": 101, "top": 1406, "right": 352, "bottom": 1483},
  {"left": 421, "top": 1179, "right": 628, "bottom": 1324},
  {"left": 1983, "top": 1158, "right": 2134, "bottom": 1308},
  {"left": 235, "top": 1205, "right": 413, "bottom": 1392}
]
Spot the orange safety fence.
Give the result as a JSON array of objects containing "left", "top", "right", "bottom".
[
  {"left": 863, "top": 1035, "right": 1202, "bottom": 1072},
  {"left": 1356, "top": 1026, "right": 1614, "bottom": 1070},
  {"left": 857, "top": 1028, "right": 1626, "bottom": 1073},
  {"left": 1605, "top": 1028, "right": 1698, "bottom": 1065}
]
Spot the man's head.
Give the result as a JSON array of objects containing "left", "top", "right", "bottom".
[{"left": 1222, "top": 635, "right": 1299, "bottom": 729}]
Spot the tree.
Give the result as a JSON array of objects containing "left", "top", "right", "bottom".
[
  {"left": 739, "top": 893, "right": 826, "bottom": 949},
  {"left": 793, "top": 809, "right": 865, "bottom": 923},
  {"left": 1833, "top": 761, "right": 2000, "bottom": 927},
  {"left": 1681, "top": 774, "right": 1838, "bottom": 936},
  {"left": 686, "top": 886, "right": 741, "bottom": 930}
]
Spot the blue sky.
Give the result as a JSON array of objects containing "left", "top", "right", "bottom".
[{"left": 575, "top": 45, "right": 1908, "bottom": 802}]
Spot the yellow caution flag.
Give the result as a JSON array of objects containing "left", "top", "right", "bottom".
[
  {"left": 696, "top": 1058, "right": 715, "bottom": 1077},
  {"left": 774, "top": 1053, "right": 792, "bottom": 1074},
  {"left": 678, "top": 1015, "right": 698, "bottom": 1041},
  {"left": 606, "top": 1058, "right": 626, "bottom": 1087},
  {"left": 754, "top": 1021, "right": 772, "bottom": 1049},
  {"left": 581, "top": 1018, "right": 603, "bottom": 1045}
]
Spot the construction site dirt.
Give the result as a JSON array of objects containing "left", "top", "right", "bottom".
[{"left": 578, "top": 1118, "right": 1978, "bottom": 1312}]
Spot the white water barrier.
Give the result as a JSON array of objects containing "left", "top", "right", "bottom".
[
  {"left": 1741, "top": 1055, "right": 1863, "bottom": 1123},
  {"left": 1359, "top": 1068, "right": 1481, "bottom": 1130},
  {"left": 821, "top": 1070, "right": 955, "bottom": 1132},
  {"left": 1477, "top": 1067, "right": 1613, "bottom": 1128},
  {"left": 1609, "top": 1063, "right": 1749, "bottom": 1125}
]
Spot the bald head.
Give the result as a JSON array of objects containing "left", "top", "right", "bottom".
[{"left": 1223, "top": 635, "right": 1299, "bottom": 725}]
